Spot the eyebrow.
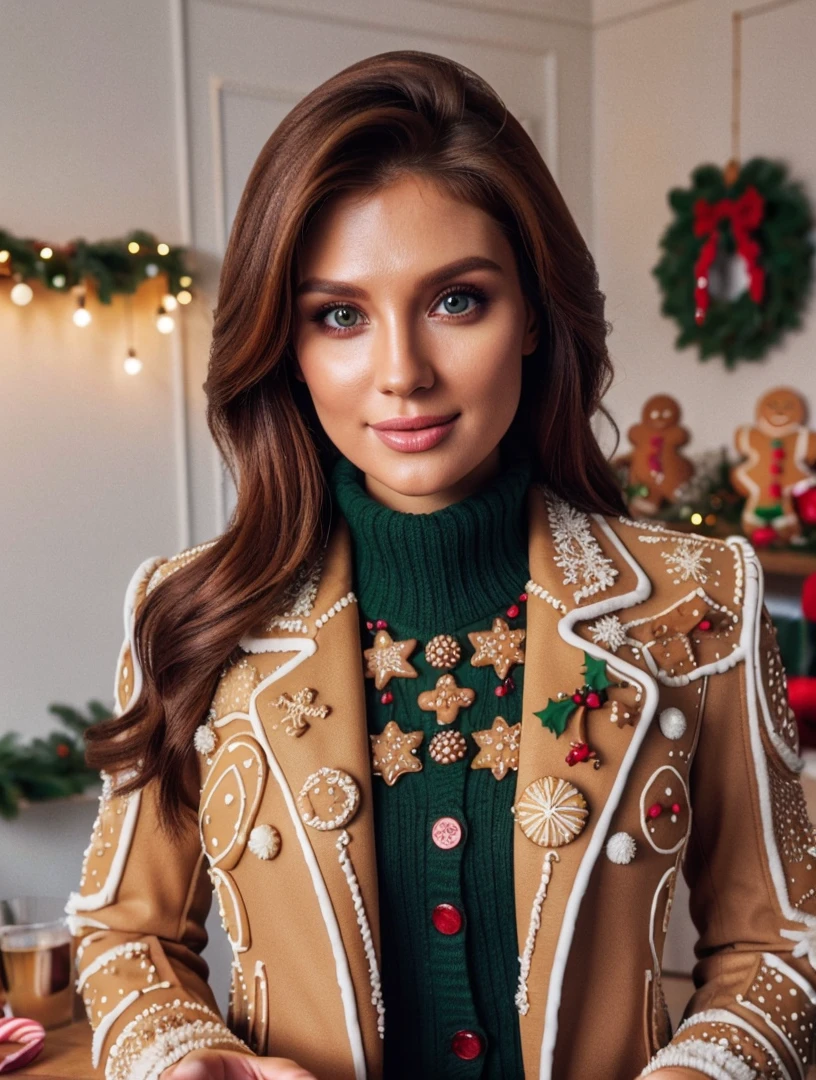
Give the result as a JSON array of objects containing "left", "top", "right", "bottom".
[{"left": 295, "top": 255, "right": 504, "bottom": 299}]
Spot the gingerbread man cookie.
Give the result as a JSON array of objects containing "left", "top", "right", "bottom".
[
  {"left": 623, "top": 395, "right": 694, "bottom": 513},
  {"left": 732, "top": 387, "right": 816, "bottom": 543}
]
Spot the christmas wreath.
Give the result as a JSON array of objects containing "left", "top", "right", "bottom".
[
  {"left": 652, "top": 157, "right": 814, "bottom": 368},
  {"left": 0, "top": 701, "right": 110, "bottom": 819}
]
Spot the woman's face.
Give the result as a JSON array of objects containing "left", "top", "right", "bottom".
[{"left": 292, "top": 172, "right": 539, "bottom": 512}]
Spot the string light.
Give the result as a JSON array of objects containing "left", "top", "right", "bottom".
[
  {"left": 161, "top": 293, "right": 178, "bottom": 312},
  {"left": 10, "top": 279, "right": 33, "bottom": 306},
  {"left": 157, "top": 243, "right": 170, "bottom": 256},
  {"left": 0, "top": 250, "right": 10, "bottom": 264},
  {"left": 39, "top": 247, "right": 53, "bottom": 259},
  {"left": 156, "top": 304, "right": 175, "bottom": 334},
  {"left": 690, "top": 512, "right": 703, "bottom": 526},
  {"left": 179, "top": 275, "right": 192, "bottom": 288},
  {"left": 176, "top": 289, "right": 192, "bottom": 305},
  {"left": 124, "top": 347, "right": 142, "bottom": 375},
  {"left": 72, "top": 288, "right": 91, "bottom": 327},
  {"left": 128, "top": 241, "right": 140, "bottom": 254}
]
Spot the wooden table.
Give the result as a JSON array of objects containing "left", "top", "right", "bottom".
[{"left": 0, "top": 1020, "right": 100, "bottom": 1078}]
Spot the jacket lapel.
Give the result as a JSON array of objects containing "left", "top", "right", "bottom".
[
  {"left": 515, "top": 487, "right": 659, "bottom": 1079},
  {"left": 240, "top": 518, "right": 382, "bottom": 1080},
  {"left": 237, "top": 486, "right": 659, "bottom": 1080}
]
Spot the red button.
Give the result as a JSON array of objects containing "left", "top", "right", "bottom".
[
  {"left": 432, "top": 817, "right": 462, "bottom": 849},
  {"left": 432, "top": 903, "right": 463, "bottom": 935},
  {"left": 451, "top": 1030, "right": 484, "bottom": 1060}
]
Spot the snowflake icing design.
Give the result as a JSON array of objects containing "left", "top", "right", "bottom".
[
  {"left": 588, "top": 614, "right": 629, "bottom": 652},
  {"left": 661, "top": 540, "right": 712, "bottom": 584},
  {"left": 547, "top": 497, "right": 618, "bottom": 603}
]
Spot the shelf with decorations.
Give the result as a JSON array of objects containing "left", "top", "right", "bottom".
[{"left": 0, "top": 227, "right": 195, "bottom": 375}]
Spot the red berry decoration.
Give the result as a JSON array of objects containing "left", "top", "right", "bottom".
[
  {"left": 506, "top": 604, "right": 520, "bottom": 619},
  {"left": 572, "top": 692, "right": 585, "bottom": 705},
  {"left": 671, "top": 802, "right": 682, "bottom": 814},
  {"left": 585, "top": 691, "right": 602, "bottom": 709},
  {"left": 56, "top": 743, "right": 71, "bottom": 759},
  {"left": 494, "top": 685, "right": 506, "bottom": 698},
  {"left": 647, "top": 802, "right": 663, "bottom": 819},
  {"left": 375, "top": 619, "right": 388, "bottom": 630},
  {"left": 366, "top": 620, "right": 374, "bottom": 630},
  {"left": 518, "top": 593, "right": 528, "bottom": 602},
  {"left": 696, "top": 618, "right": 712, "bottom": 632},
  {"left": 381, "top": 691, "right": 393, "bottom": 705}
]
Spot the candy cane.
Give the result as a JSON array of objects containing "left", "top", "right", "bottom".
[{"left": 0, "top": 1016, "right": 46, "bottom": 1074}]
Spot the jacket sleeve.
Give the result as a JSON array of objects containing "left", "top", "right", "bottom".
[
  {"left": 66, "top": 557, "right": 253, "bottom": 1080},
  {"left": 641, "top": 540, "right": 816, "bottom": 1080}
]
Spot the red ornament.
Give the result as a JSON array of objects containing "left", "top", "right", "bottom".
[
  {"left": 56, "top": 743, "right": 71, "bottom": 759},
  {"left": 647, "top": 802, "right": 663, "bottom": 819},
  {"left": 375, "top": 619, "right": 388, "bottom": 630},
  {"left": 585, "top": 691, "right": 602, "bottom": 709},
  {"left": 494, "top": 685, "right": 506, "bottom": 698},
  {"left": 366, "top": 620, "right": 374, "bottom": 630},
  {"left": 381, "top": 691, "right": 393, "bottom": 705},
  {"left": 795, "top": 486, "right": 816, "bottom": 527},
  {"left": 518, "top": 593, "right": 528, "bottom": 602},
  {"left": 572, "top": 692, "right": 585, "bottom": 705},
  {"left": 506, "top": 604, "right": 520, "bottom": 619},
  {"left": 751, "top": 525, "right": 778, "bottom": 547}
]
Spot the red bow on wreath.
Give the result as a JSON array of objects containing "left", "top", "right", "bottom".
[{"left": 692, "top": 185, "right": 766, "bottom": 324}]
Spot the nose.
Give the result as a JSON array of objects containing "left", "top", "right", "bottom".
[{"left": 372, "top": 319, "right": 435, "bottom": 396}]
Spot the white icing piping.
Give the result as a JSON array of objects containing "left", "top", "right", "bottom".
[
  {"left": 76, "top": 941, "right": 149, "bottom": 991},
  {"left": 516, "top": 851, "right": 559, "bottom": 1015},
  {"left": 639, "top": 766, "right": 691, "bottom": 855},
  {"left": 738, "top": 999, "right": 803, "bottom": 1080},
  {"left": 762, "top": 951, "right": 816, "bottom": 1006},
  {"left": 246, "top": 635, "right": 367, "bottom": 1080},
  {"left": 675, "top": 1008, "right": 791, "bottom": 1080},
  {"left": 640, "top": 1037, "right": 757, "bottom": 1080},
  {"left": 754, "top": 611, "right": 804, "bottom": 773},
  {"left": 253, "top": 960, "right": 269, "bottom": 1053},
  {"left": 336, "top": 830, "right": 385, "bottom": 1039},
  {"left": 538, "top": 512, "right": 658, "bottom": 1080},
  {"left": 117, "top": 556, "right": 165, "bottom": 713},
  {"left": 728, "top": 537, "right": 816, "bottom": 929},
  {"left": 210, "top": 867, "right": 249, "bottom": 952},
  {"left": 66, "top": 914, "right": 110, "bottom": 937},
  {"left": 65, "top": 789, "right": 142, "bottom": 913},
  {"left": 648, "top": 865, "right": 676, "bottom": 972},
  {"left": 91, "top": 989, "right": 140, "bottom": 1067}
]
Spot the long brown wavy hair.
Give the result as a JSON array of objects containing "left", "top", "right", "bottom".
[{"left": 85, "top": 49, "right": 625, "bottom": 835}]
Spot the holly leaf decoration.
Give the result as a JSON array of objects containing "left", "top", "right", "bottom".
[
  {"left": 535, "top": 698, "right": 577, "bottom": 738},
  {"left": 582, "top": 653, "right": 611, "bottom": 692}
]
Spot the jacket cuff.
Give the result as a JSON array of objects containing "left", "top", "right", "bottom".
[
  {"left": 639, "top": 1037, "right": 757, "bottom": 1080},
  {"left": 105, "top": 999, "right": 252, "bottom": 1080}
]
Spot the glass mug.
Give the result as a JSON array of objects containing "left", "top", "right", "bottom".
[{"left": 0, "top": 897, "right": 74, "bottom": 1029}]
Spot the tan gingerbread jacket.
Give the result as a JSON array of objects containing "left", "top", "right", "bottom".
[{"left": 67, "top": 482, "right": 816, "bottom": 1080}]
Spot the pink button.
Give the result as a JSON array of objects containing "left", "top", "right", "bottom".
[{"left": 432, "top": 817, "right": 462, "bottom": 850}]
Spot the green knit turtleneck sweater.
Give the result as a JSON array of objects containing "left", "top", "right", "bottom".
[{"left": 329, "top": 450, "right": 531, "bottom": 1080}]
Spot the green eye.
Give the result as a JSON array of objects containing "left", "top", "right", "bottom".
[{"left": 326, "top": 305, "right": 359, "bottom": 328}]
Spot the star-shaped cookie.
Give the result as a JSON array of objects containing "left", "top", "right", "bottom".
[
  {"left": 471, "top": 716, "right": 522, "bottom": 780},
  {"left": 468, "top": 617, "right": 525, "bottom": 680},
  {"left": 364, "top": 630, "right": 419, "bottom": 690},
  {"left": 370, "top": 720, "right": 423, "bottom": 786},
  {"left": 417, "top": 674, "right": 476, "bottom": 725}
]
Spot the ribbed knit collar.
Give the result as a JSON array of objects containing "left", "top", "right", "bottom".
[{"left": 327, "top": 451, "right": 532, "bottom": 637}]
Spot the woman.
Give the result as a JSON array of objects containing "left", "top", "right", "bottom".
[{"left": 69, "top": 51, "right": 816, "bottom": 1080}]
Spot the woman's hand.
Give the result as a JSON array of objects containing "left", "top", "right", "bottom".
[
  {"left": 644, "top": 1070, "right": 713, "bottom": 1079},
  {"left": 160, "top": 1048, "right": 318, "bottom": 1079}
]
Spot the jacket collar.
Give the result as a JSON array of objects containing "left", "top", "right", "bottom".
[{"left": 238, "top": 482, "right": 658, "bottom": 1080}]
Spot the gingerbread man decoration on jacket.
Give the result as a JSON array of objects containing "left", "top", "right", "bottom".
[
  {"left": 732, "top": 386, "right": 816, "bottom": 542},
  {"left": 622, "top": 394, "right": 694, "bottom": 514}
]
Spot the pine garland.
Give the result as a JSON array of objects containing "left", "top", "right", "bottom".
[
  {"left": 0, "top": 228, "right": 193, "bottom": 303},
  {"left": 0, "top": 701, "right": 111, "bottom": 819},
  {"left": 653, "top": 157, "right": 814, "bottom": 367}
]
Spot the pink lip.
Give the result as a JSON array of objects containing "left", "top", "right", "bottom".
[
  {"left": 371, "top": 414, "right": 459, "bottom": 453},
  {"left": 370, "top": 413, "right": 459, "bottom": 431}
]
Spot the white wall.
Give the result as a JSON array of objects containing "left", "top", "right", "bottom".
[{"left": 593, "top": 0, "right": 816, "bottom": 458}]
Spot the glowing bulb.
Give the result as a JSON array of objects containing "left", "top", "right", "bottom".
[
  {"left": 176, "top": 289, "right": 192, "bottom": 305},
  {"left": 180, "top": 275, "right": 192, "bottom": 288},
  {"left": 52, "top": 274, "right": 66, "bottom": 288},
  {"left": 161, "top": 293, "right": 178, "bottom": 312},
  {"left": 128, "top": 241, "right": 140, "bottom": 254},
  {"left": 73, "top": 305, "right": 92, "bottom": 327},
  {"left": 10, "top": 281, "right": 33, "bottom": 305},
  {"left": 157, "top": 243, "right": 170, "bottom": 256},
  {"left": 156, "top": 307, "right": 175, "bottom": 334},
  {"left": 40, "top": 247, "right": 53, "bottom": 259},
  {"left": 0, "top": 250, "right": 9, "bottom": 263},
  {"left": 690, "top": 512, "right": 703, "bottom": 526},
  {"left": 124, "top": 347, "right": 142, "bottom": 375}
]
